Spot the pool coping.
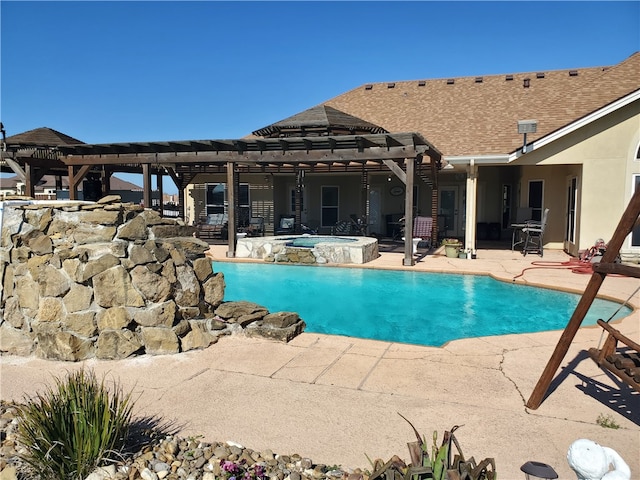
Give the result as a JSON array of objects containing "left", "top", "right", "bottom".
[{"left": 235, "top": 234, "right": 379, "bottom": 264}]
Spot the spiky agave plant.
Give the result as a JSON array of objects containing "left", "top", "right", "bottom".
[{"left": 16, "top": 369, "right": 135, "bottom": 480}]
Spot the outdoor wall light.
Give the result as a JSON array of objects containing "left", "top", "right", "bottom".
[
  {"left": 520, "top": 461, "right": 558, "bottom": 480},
  {"left": 387, "top": 175, "right": 392, "bottom": 182},
  {"left": 518, "top": 119, "right": 538, "bottom": 153}
]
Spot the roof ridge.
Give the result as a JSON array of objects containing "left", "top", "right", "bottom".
[{"left": 362, "top": 63, "right": 614, "bottom": 87}]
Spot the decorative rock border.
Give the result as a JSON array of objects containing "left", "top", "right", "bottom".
[
  {"left": 0, "top": 197, "right": 305, "bottom": 361},
  {"left": 236, "top": 235, "right": 379, "bottom": 264}
]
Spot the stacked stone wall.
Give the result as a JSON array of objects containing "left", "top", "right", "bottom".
[{"left": 0, "top": 197, "right": 304, "bottom": 361}]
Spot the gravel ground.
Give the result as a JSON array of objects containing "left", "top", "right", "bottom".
[{"left": 0, "top": 401, "right": 369, "bottom": 480}]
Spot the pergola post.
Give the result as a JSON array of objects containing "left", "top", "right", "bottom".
[
  {"left": 100, "top": 168, "right": 110, "bottom": 199},
  {"left": 142, "top": 163, "right": 152, "bottom": 209},
  {"left": 165, "top": 167, "right": 186, "bottom": 220},
  {"left": 361, "top": 169, "right": 369, "bottom": 234},
  {"left": 226, "top": 161, "right": 237, "bottom": 258},
  {"left": 156, "top": 170, "right": 164, "bottom": 216},
  {"left": 68, "top": 164, "right": 91, "bottom": 200},
  {"left": 403, "top": 157, "right": 415, "bottom": 266},
  {"left": 295, "top": 169, "right": 303, "bottom": 233}
]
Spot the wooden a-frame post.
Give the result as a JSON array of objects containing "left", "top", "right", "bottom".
[{"left": 526, "top": 188, "right": 640, "bottom": 409}]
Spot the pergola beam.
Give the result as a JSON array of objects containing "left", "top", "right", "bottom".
[{"left": 61, "top": 145, "right": 430, "bottom": 166}]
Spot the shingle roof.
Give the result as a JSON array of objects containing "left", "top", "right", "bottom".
[
  {"left": 4, "top": 127, "right": 84, "bottom": 146},
  {"left": 252, "top": 105, "right": 388, "bottom": 137},
  {"left": 323, "top": 52, "right": 640, "bottom": 156}
]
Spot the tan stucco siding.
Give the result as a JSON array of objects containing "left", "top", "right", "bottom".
[
  {"left": 518, "top": 165, "right": 573, "bottom": 249},
  {"left": 515, "top": 101, "right": 639, "bottom": 252}
]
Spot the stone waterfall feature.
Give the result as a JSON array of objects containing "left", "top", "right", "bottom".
[{"left": 0, "top": 197, "right": 305, "bottom": 361}]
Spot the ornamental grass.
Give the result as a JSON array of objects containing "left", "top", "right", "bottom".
[{"left": 16, "top": 369, "right": 135, "bottom": 480}]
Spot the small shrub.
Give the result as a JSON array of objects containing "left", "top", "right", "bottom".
[
  {"left": 16, "top": 369, "right": 135, "bottom": 480},
  {"left": 596, "top": 413, "right": 620, "bottom": 429}
]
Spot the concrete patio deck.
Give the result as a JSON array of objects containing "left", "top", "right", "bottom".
[{"left": 1, "top": 245, "right": 638, "bottom": 479}]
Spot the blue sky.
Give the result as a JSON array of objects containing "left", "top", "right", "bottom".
[{"left": 1, "top": 1, "right": 639, "bottom": 192}]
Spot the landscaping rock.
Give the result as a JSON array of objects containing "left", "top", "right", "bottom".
[{"left": 0, "top": 201, "right": 306, "bottom": 361}]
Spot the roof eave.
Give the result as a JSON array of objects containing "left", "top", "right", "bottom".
[
  {"left": 444, "top": 154, "right": 511, "bottom": 166},
  {"left": 509, "top": 88, "right": 640, "bottom": 161}
]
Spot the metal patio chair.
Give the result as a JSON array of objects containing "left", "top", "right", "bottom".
[{"left": 522, "top": 208, "right": 549, "bottom": 256}]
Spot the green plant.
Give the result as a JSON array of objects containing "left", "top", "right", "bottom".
[
  {"left": 16, "top": 369, "right": 135, "bottom": 480},
  {"left": 441, "top": 238, "right": 462, "bottom": 246},
  {"left": 596, "top": 413, "right": 620, "bottom": 429}
]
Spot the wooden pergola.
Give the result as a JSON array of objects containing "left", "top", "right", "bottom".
[{"left": 2, "top": 132, "right": 442, "bottom": 265}]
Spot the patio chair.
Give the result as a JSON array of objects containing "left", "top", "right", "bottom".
[
  {"left": 412, "top": 216, "right": 433, "bottom": 248},
  {"left": 196, "top": 213, "right": 228, "bottom": 242},
  {"left": 246, "top": 216, "right": 265, "bottom": 236},
  {"left": 332, "top": 220, "right": 352, "bottom": 235},
  {"left": 511, "top": 207, "right": 533, "bottom": 251},
  {"left": 522, "top": 208, "right": 549, "bottom": 256},
  {"left": 349, "top": 214, "right": 367, "bottom": 236},
  {"left": 275, "top": 215, "right": 295, "bottom": 235}
]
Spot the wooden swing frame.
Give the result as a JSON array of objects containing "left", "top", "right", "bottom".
[{"left": 527, "top": 188, "right": 640, "bottom": 409}]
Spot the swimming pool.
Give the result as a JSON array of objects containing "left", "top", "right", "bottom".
[{"left": 215, "top": 262, "right": 633, "bottom": 347}]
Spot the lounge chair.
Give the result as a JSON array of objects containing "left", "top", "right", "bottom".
[
  {"left": 332, "top": 220, "right": 352, "bottom": 235},
  {"left": 196, "top": 213, "right": 228, "bottom": 242},
  {"left": 246, "top": 216, "right": 265, "bottom": 236},
  {"left": 275, "top": 215, "right": 295, "bottom": 235},
  {"left": 349, "top": 214, "right": 367, "bottom": 236}
]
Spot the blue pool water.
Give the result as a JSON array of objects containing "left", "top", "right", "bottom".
[
  {"left": 215, "top": 262, "right": 633, "bottom": 346},
  {"left": 284, "top": 236, "right": 357, "bottom": 248}
]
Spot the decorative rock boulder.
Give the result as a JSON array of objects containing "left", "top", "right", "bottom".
[{"left": 0, "top": 198, "right": 306, "bottom": 361}]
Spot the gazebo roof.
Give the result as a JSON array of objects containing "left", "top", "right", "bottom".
[
  {"left": 252, "top": 105, "right": 388, "bottom": 138},
  {"left": 4, "top": 127, "right": 84, "bottom": 147}
]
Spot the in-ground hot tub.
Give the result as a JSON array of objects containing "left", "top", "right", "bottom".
[{"left": 236, "top": 235, "right": 379, "bottom": 264}]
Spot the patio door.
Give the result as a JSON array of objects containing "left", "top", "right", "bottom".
[
  {"left": 565, "top": 176, "right": 578, "bottom": 252},
  {"left": 439, "top": 186, "right": 463, "bottom": 238},
  {"left": 632, "top": 175, "right": 640, "bottom": 247}
]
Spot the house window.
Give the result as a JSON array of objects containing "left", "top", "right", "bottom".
[
  {"left": 205, "top": 183, "right": 250, "bottom": 224},
  {"left": 528, "top": 180, "right": 544, "bottom": 221},
  {"left": 206, "top": 183, "right": 226, "bottom": 215},
  {"left": 321, "top": 186, "right": 339, "bottom": 227}
]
